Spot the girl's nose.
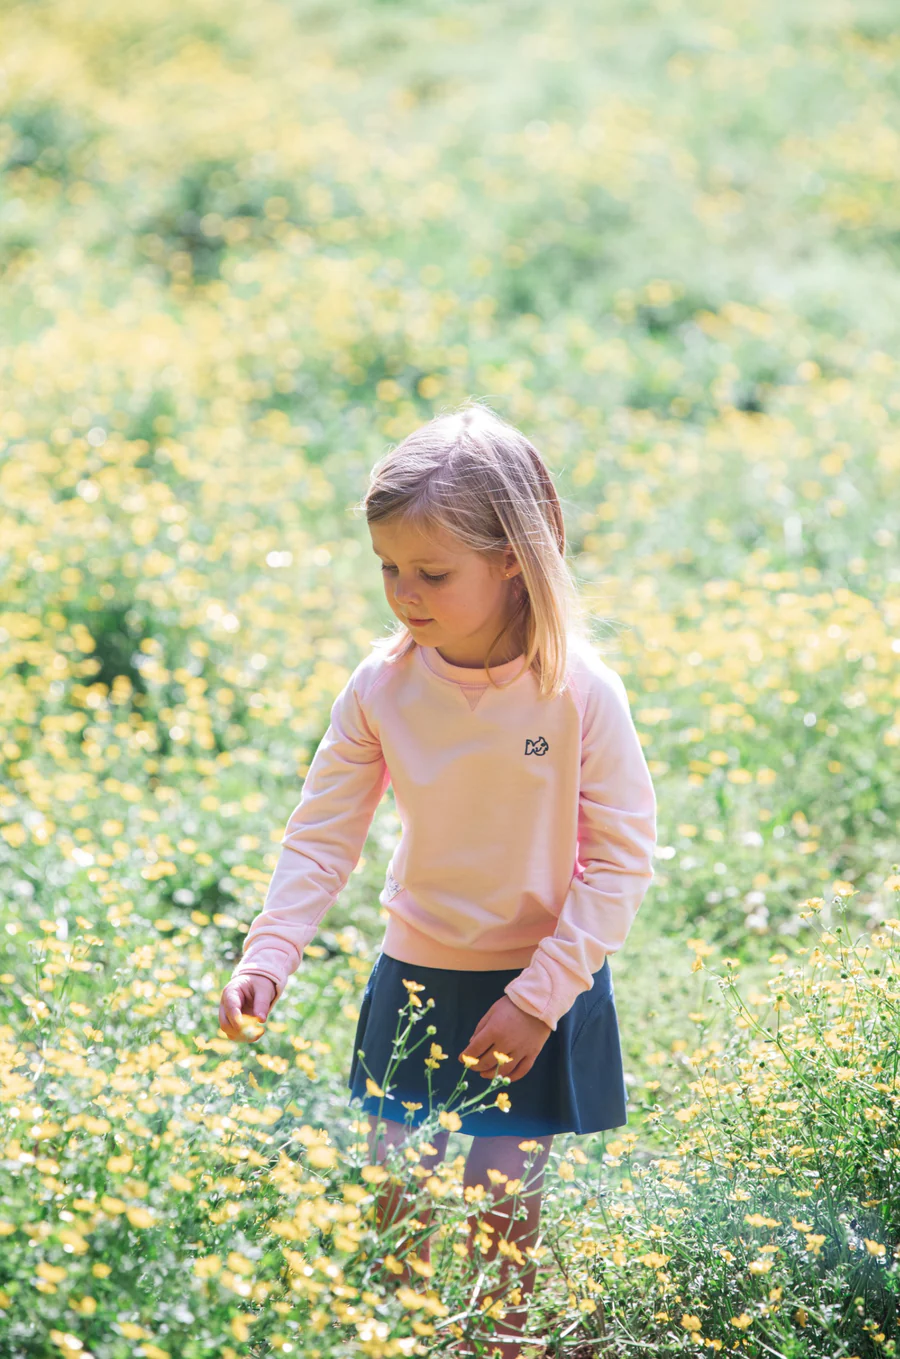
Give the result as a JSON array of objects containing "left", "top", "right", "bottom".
[{"left": 393, "top": 579, "right": 421, "bottom": 609}]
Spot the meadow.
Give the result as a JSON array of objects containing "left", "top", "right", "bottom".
[{"left": 1, "top": 0, "right": 899, "bottom": 1354}]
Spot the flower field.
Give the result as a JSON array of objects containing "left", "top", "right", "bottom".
[{"left": 1, "top": 0, "right": 899, "bottom": 1355}]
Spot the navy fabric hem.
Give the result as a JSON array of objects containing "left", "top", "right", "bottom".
[
  {"left": 345, "top": 1087, "right": 628, "bottom": 1138},
  {"left": 345, "top": 951, "right": 628, "bottom": 1139}
]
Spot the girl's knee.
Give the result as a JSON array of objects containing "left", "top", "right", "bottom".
[{"left": 465, "top": 1132, "right": 554, "bottom": 1180}]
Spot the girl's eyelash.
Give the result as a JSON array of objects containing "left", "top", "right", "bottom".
[{"left": 380, "top": 565, "right": 448, "bottom": 583}]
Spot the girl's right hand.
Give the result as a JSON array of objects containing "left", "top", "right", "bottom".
[{"left": 218, "top": 976, "right": 278, "bottom": 1041}]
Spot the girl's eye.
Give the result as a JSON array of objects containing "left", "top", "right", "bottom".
[{"left": 381, "top": 565, "right": 448, "bottom": 584}]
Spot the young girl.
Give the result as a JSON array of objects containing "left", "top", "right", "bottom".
[{"left": 219, "top": 401, "right": 657, "bottom": 1356}]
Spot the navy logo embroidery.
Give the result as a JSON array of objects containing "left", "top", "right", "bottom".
[
  {"left": 525, "top": 737, "right": 549, "bottom": 756},
  {"left": 382, "top": 869, "right": 403, "bottom": 902}
]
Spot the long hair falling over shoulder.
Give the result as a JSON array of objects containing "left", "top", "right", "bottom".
[{"left": 352, "top": 400, "right": 594, "bottom": 699}]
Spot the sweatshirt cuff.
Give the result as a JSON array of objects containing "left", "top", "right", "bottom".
[
  {"left": 231, "top": 968, "right": 284, "bottom": 1002},
  {"left": 504, "top": 956, "right": 570, "bottom": 1033},
  {"left": 231, "top": 944, "right": 300, "bottom": 1002}
]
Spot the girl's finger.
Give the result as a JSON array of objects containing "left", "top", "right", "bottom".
[
  {"left": 467, "top": 1038, "right": 497, "bottom": 1060},
  {"left": 506, "top": 1057, "right": 530, "bottom": 1082},
  {"left": 469, "top": 1000, "right": 498, "bottom": 1041},
  {"left": 477, "top": 1048, "right": 514, "bottom": 1075}
]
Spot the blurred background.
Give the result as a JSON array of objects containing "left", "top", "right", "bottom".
[{"left": 2, "top": 0, "right": 898, "bottom": 967}]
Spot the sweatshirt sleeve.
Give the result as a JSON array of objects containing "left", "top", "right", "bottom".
[
  {"left": 230, "top": 659, "right": 390, "bottom": 1001},
  {"left": 503, "top": 663, "right": 657, "bottom": 1032}
]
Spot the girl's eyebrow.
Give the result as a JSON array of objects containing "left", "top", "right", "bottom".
[{"left": 372, "top": 548, "right": 449, "bottom": 566}]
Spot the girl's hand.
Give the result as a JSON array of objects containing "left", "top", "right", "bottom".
[
  {"left": 459, "top": 995, "right": 552, "bottom": 1083},
  {"left": 219, "top": 976, "right": 277, "bottom": 1042}
]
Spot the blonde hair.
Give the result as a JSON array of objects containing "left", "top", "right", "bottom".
[{"left": 353, "top": 400, "right": 594, "bottom": 700}]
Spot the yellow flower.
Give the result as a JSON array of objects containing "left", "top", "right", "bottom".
[
  {"left": 492, "top": 1050, "right": 512, "bottom": 1065},
  {"left": 360, "top": 1164, "right": 388, "bottom": 1184},
  {"left": 230, "top": 1314, "right": 253, "bottom": 1342},
  {"left": 748, "top": 1258, "right": 773, "bottom": 1274},
  {"left": 37, "top": 1263, "right": 67, "bottom": 1283},
  {"left": 494, "top": 1093, "right": 511, "bottom": 1112},
  {"left": 306, "top": 1144, "right": 337, "bottom": 1170},
  {"left": 425, "top": 1041, "right": 449, "bottom": 1069},
  {"left": 119, "top": 1322, "right": 151, "bottom": 1340},
  {"left": 438, "top": 1110, "right": 462, "bottom": 1132},
  {"left": 125, "top": 1207, "right": 156, "bottom": 1229},
  {"left": 193, "top": 1256, "right": 222, "bottom": 1278},
  {"left": 365, "top": 1078, "right": 385, "bottom": 1098}
]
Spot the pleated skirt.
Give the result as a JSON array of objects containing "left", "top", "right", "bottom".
[{"left": 346, "top": 951, "right": 628, "bottom": 1138}]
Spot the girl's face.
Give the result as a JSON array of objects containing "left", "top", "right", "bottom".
[{"left": 369, "top": 517, "right": 524, "bottom": 668}]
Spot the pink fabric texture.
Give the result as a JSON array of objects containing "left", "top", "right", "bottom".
[{"left": 231, "top": 637, "right": 657, "bottom": 1032}]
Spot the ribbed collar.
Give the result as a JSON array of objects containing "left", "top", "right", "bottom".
[{"left": 417, "top": 644, "right": 528, "bottom": 688}]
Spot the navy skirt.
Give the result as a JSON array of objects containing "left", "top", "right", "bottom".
[{"left": 346, "top": 951, "right": 627, "bottom": 1138}]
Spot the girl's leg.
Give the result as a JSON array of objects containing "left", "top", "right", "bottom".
[
  {"left": 461, "top": 1132, "right": 554, "bottom": 1353},
  {"left": 367, "top": 1113, "right": 450, "bottom": 1285}
]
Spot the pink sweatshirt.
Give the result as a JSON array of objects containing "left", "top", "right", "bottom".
[{"left": 231, "top": 637, "right": 657, "bottom": 1032}]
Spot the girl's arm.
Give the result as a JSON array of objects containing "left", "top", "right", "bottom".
[
  {"left": 230, "top": 661, "right": 389, "bottom": 1001},
  {"left": 503, "top": 664, "right": 657, "bottom": 1032}
]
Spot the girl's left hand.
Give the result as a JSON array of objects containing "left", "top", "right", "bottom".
[{"left": 459, "top": 995, "right": 552, "bottom": 1083}]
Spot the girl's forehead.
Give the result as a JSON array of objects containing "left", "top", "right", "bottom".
[{"left": 370, "top": 520, "right": 464, "bottom": 558}]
